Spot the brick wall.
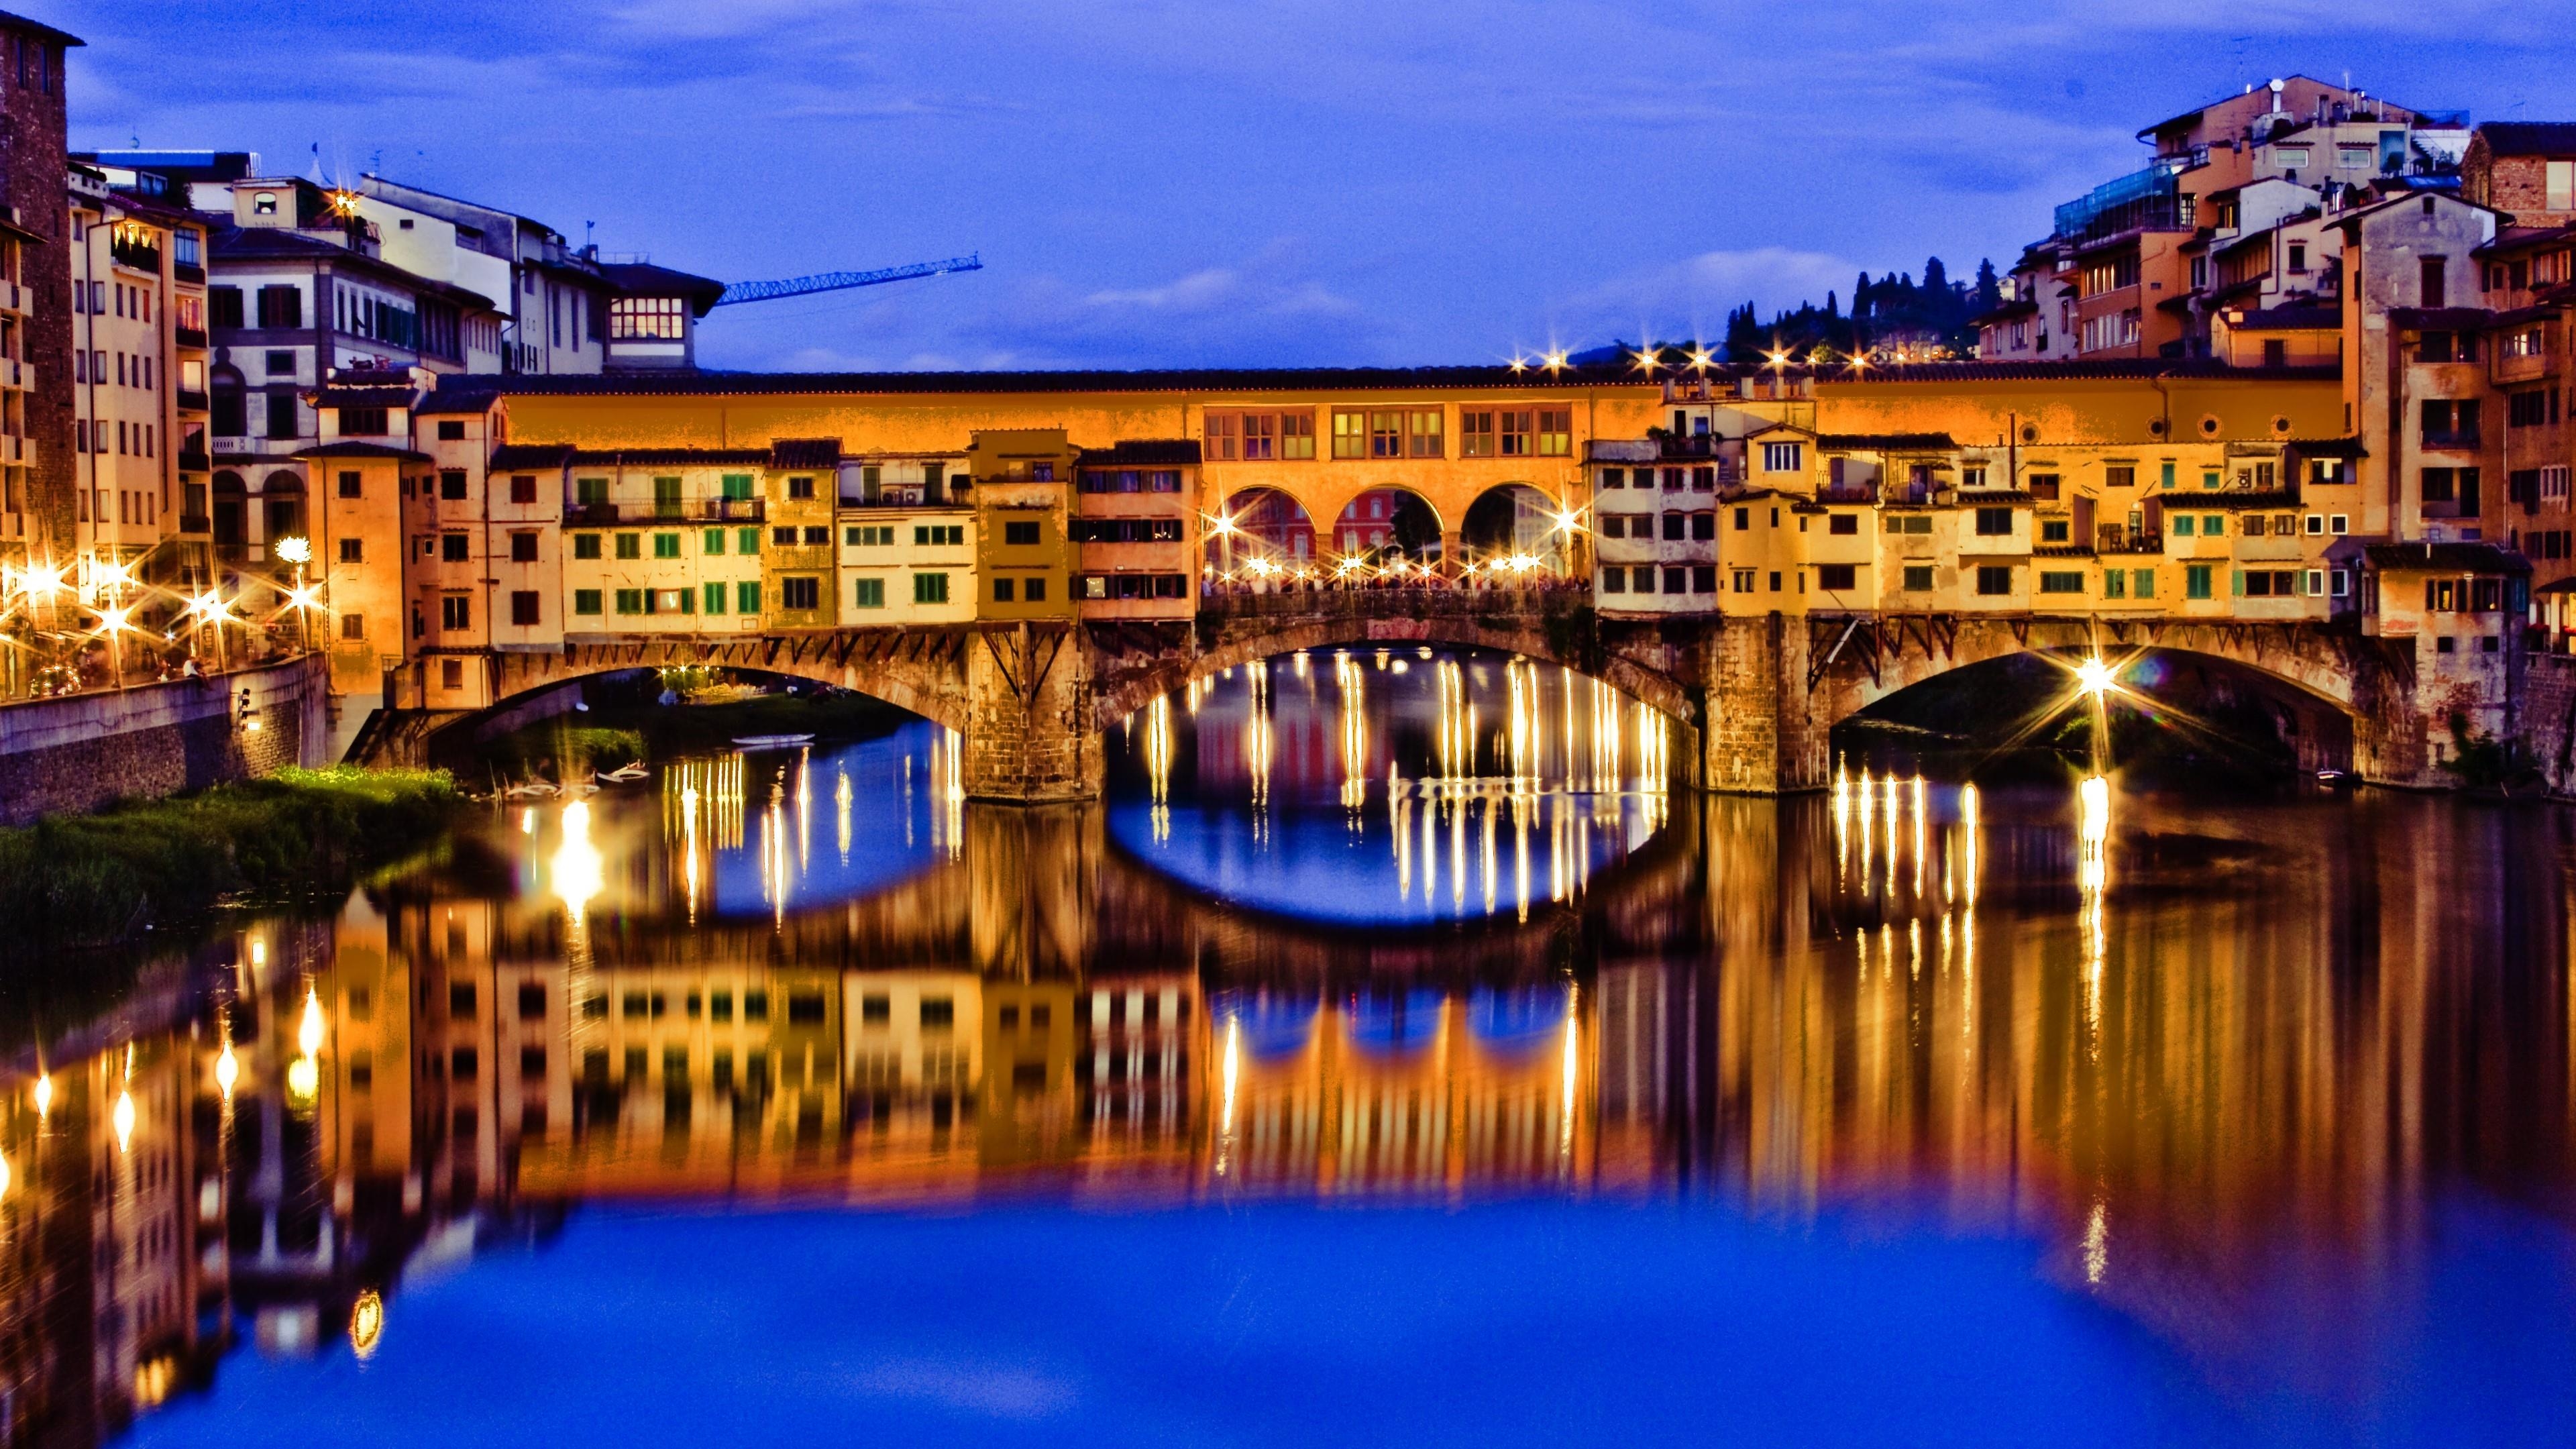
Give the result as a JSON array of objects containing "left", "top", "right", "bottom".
[
  {"left": 0, "top": 655, "right": 330, "bottom": 824},
  {"left": 3, "top": 19, "right": 74, "bottom": 560},
  {"left": 2520, "top": 653, "right": 2576, "bottom": 792}
]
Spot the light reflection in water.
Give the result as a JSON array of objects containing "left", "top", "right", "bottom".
[{"left": 1116, "top": 648, "right": 1670, "bottom": 924}]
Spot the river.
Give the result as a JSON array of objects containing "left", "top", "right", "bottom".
[{"left": 5, "top": 647, "right": 2572, "bottom": 1446}]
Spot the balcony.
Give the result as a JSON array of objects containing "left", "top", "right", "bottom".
[
  {"left": 2098, "top": 527, "right": 2164, "bottom": 555},
  {"left": 176, "top": 388, "right": 209, "bottom": 414},
  {"left": 178, "top": 513, "right": 210, "bottom": 535},
  {"left": 0, "top": 360, "right": 21, "bottom": 390},
  {"left": 2422, "top": 427, "right": 2483, "bottom": 451},
  {"left": 565, "top": 502, "right": 625, "bottom": 527},
  {"left": 173, "top": 262, "right": 204, "bottom": 285},
  {"left": 174, "top": 326, "right": 208, "bottom": 350},
  {"left": 178, "top": 446, "right": 210, "bottom": 472},
  {"left": 0, "top": 282, "right": 23, "bottom": 315},
  {"left": 1814, "top": 484, "right": 1878, "bottom": 505},
  {"left": 109, "top": 239, "right": 160, "bottom": 275},
  {"left": 698, "top": 497, "right": 765, "bottom": 523},
  {"left": 1655, "top": 434, "right": 1717, "bottom": 458}
]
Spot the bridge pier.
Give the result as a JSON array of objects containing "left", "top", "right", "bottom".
[
  {"left": 963, "top": 623, "right": 1104, "bottom": 803},
  {"left": 1701, "top": 614, "right": 1832, "bottom": 795}
]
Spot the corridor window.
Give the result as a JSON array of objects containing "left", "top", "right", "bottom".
[
  {"left": 2039, "top": 570, "right": 2084, "bottom": 594},
  {"left": 1460, "top": 410, "right": 1497, "bottom": 457},
  {"left": 653, "top": 533, "right": 681, "bottom": 559},
  {"left": 573, "top": 534, "right": 601, "bottom": 559},
  {"left": 1975, "top": 566, "right": 2013, "bottom": 596},
  {"left": 1817, "top": 564, "right": 1858, "bottom": 591},
  {"left": 1536, "top": 408, "right": 1572, "bottom": 456},
  {"left": 1332, "top": 410, "right": 1369, "bottom": 459},
  {"left": 1974, "top": 507, "right": 2014, "bottom": 536},
  {"left": 914, "top": 572, "right": 949, "bottom": 604},
  {"left": 1762, "top": 442, "right": 1803, "bottom": 473},
  {"left": 1499, "top": 410, "right": 1534, "bottom": 456},
  {"left": 1004, "top": 521, "right": 1041, "bottom": 545},
  {"left": 574, "top": 590, "right": 602, "bottom": 615},
  {"left": 2185, "top": 564, "right": 2214, "bottom": 599},
  {"left": 781, "top": 576, "right": 820, "bottom": 610},
  {"left": 615, "top": 533, "right": 641, "bottom": 559},
  {"left": 854, "top": 578, "right": 885, "bottom": 609},
  {"left": 1902, "top": 565, "right": 1933, "bottom": 591}
]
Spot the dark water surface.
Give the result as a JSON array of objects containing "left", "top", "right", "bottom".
[{"left": 7, "top": 649, "right": 2573, "bottom": 1446}]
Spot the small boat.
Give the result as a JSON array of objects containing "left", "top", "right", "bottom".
[
  {"left": 502, "top": 780, "right": 561, "bottom": 800},
  {"left": 2316, "top": 769, "right": 2355, "bottom": 787},
  {"left": 732, "top": 733, "right": 816, "bottom": 751},
  {"left": 597, "top": 761, "right": 649, "bottom": 784}
]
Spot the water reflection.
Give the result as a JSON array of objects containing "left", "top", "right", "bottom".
[
  {"left": 1114, "top": 649, "right": 1671, "bottom": 923},
  {"left": 0, "top": 760, "right": 2573, "bottom": 1440}
]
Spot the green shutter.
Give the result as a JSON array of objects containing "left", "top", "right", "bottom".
[
  {"left": 721, "top": 473, "right": 753, "bottom": 500},
  {"left": 738, "top": 527, "right": 760, "bottom": 554},
  {"left": 574, "top": 589, "right": 602, "bottom": 615},
  {"left": 703, "top": 582, "right": 726, "bottom": 614},
  {"left": 704, "top": 529, "right": 725, "bottom": 555},
  {"left": 737, "top": 580, "right": 761, "bottom": 614},
  {"left": 855, "top": 578, "right": 884, "bottom": 609}
]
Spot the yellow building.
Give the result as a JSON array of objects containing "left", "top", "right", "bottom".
[{"left": 967, "top": 429, "right": 1077, "bottom": 620}]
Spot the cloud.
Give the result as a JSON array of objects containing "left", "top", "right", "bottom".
[{"left": 843, "top": 1356, "right": 1079, "bottom": 1419}]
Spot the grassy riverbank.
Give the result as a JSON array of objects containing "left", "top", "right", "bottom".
[{"left": 0, "top": 767, "right": 462, "bottom": 951}]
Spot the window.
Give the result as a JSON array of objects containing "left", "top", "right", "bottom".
[
  {"left": 1902, "top": 565, "right": 1934, "bottom": 591},
  {"left": 440, "top": 470, "right": 468, "bottom": 500},
  {"left": 2548, "top": 466, "right": 2573, "bottom": 502},
  {"left": 1827, "top": 513, "right": 1858, "bottom": 536},
  {"left": 994, "top": 578, "right": 1015, "bottom": 603},
  {"left": 739, "top": 527, "right": 761, "bottom": 553},
  {"left": 782, "top": 576, "right": 820, "bottom": 610},
  {"left": 2103, "top": 570, "right": 2127, "bottom": 600},
  {"left": 2173, "top": 515, "right": 2194, "bottom": 537},
  {"left": 914, "top": 525, "right": 964, "bottom": 546},
  {"left": 785, "top": 474, "right": 816, "bottom": 500},
  {"left": 1537, "top": 408, "right": 1572, "bottom": 455},
  {"left": 804, "top": 525, "right": 830, "bottom": 545},
  {"left": 255, "top": 284, "right": 301, "bottom": 328},
  {"left": 335, "top": 470, "right": 363, "bottom": 500},
  {"left": 2041, "top": 519, "right": 2071, "bottom": 543},
  {"left": 1499, "top": 409, "right": 1534, "bottom": 457},
  {"left": 1331, "top": 410, "right": 1369, "bottom": 459},
  {"left": 1974, "top": 507, "right": 2013, "bottom": 536},
  {"left": 2240, "top": 569, "right": 2298, "bottom": 597},
  {"left": 1975, "top": 566, "right": 2012, "bottom": 596},
  {"left": 914, "top": 573, "right": 948, "bottom": 604},
  {"left": 1406, "top": 409, "right": 1442, "bottom": 458},
  {"left": 575, "top": 590, "right": 602, "bottom": 615},
  {"left": 1460, "top": 410, "right": 1497, "bottom": 456},
  {"left": 1762, "top": 441, "right": 1803, "bottom": 473},
  {"left": 2105, "top": 466, "right": 2135, "bottom": 489},
  {"left": 610, "top": 296, "right": 686, "bottom": 340},
  {"left": 1601, "top": 568, "right": 1626, "bottom": 594},
  {"left": 573, "top": 534, "right": 602, "bottom": 559},
  {"left": 2039, "top": 570, "right": 2084, "bottom": 594},
  {"left": 1692, "top": 566, "right": 1717, "bottom": 593},
  {"left": 1690, "top": 512, "right": 1715, "bottom": 541},
  {"left": 704, "top": 529, "right": 727, "bottom": 554},
  {"left": 2420, "top": 256, "right": 2447, "bottom": 307},
  {"left": 737, "top": 580, "right": 762, "bottom": 613},
  {"left": 653, "top": 533, "right": 681, "bottom": 559},
  {"left": 440, "top": 594, "right": 471, "bottom": 631},
  {"left": 340, "top": 407, "right": 388, "bottom": 436},
  {"left": 511, "top": 531, "right": 539, "bottom": 562},
  {"left": 511, "top": 591, "right": 540, "bottom": 625},
  {"left": 509, "top": 474, "right": 537, "bottom": 504},
  {"left": 854, "top": 578, "right": 885, "bottom": 608},
  {"left": 1733, "top": 568, "right": 1758, "bottom": 592},
  {"left": 703, "top": 582, "right": 727, "bottom": 614},
  {"left": 1817, "top": 563, "right": 1858, "bottom": 590},
  {"left": 1026, "top": 578, "right": 1046, "bottom": 602},
  {"left": 2510, "top": 390, "right": 2551, "bottom": 429},
  {"left": 1631, "top": 566, "right": 1656, "bottom": 594},
  {"left": 208, "top": 286, "right": 244, "bottom": 329},
  {"left": 2185, "top": 564, "right": 2214, "bottom": 600},
  {"left": 2078, "top": 308, "right": 2143, "bottom": 352},
  {"left": 1663, "top": 566, "right": 1688, "bottom": 594},
  {"left": 2552, "top": 160, "right": 2576, "bottom": 213},
  {"left": 773, "top": 527, "right": 798, "bottom": 546},
  {"left": 1004, "top": 520, "right": 1040, "bottom": 545},
  {"left": 2133, "top": 568, "right": 2156, "bottom": 599},
  {"left": 441, "top": 533, "right": 470, "bottom": 562},
  {"left": 339, "top": 537, "right": 364, "bottom": 563}
]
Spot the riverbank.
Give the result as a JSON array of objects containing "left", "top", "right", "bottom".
[{"left": 0, "top": 766, "right": 462, "bottom": 952}]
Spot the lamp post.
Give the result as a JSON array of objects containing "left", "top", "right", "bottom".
[{"left": 274, "top": 536, "right": 312, "bottom": 651}]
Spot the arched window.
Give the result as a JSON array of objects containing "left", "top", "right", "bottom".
[
  {"left": 261, "top": 469, "right": 305, "bottom": 543},
  {"left": 210, "top": 364, "right": 246, "bottom": 437}
]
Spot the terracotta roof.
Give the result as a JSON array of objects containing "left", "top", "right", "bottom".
[
  {"left": 292, "top": 441, "right": 429, "bottom": 461},
  {"left": 597, "top": 260, "right": 728, "bottom": 315},
  {"left": 1817, "top": 433, "right": 1957, "bottom": 451},
  {"left": 209, "top": 227, "right": 497, "bottom": 311},
  {"left": 769, "top": 438, "right": 842, "bottom": 470},
  {"left": 563, "top": 447, "right": 771, "bottom": 466},
  {"left": 487, "top": 443, "right": 578, "bottom": 470},
  {"left": 1079, "top": 439, "right": 1202, "bottom": 466},
  {"left": 2363, "top": 541, "right": 2530, "bottom": 573},
  {"left": 1818, "top": 360, "right": 2341, "bottom": 384},
  {"left": 424, "top": 364, "right": 1662, "bottom": 406},
  {"left": 2385, "top": 307, "right": 2494, "bottom": 329},
  {"left": 2286, "top": 437, "right": 2369, "bottom": 458},
  {"left": 2229, "top": 304, "right": 2342, "bottom": 331},
  {"left": 2473, "top": 122, "right": 2576, "bottom": 158},
  {"left": 311, "top": 386, "right": 415, "bottom": 408},
  {"left": 2175, "top": 490, "right": 2302, "bottom": 508},
  {"left": 1970, "top": 299, "right": 2039, "bottom": 327}
]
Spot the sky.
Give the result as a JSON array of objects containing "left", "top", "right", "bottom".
[{"left": 55, "top": 1, "right": 2576, "bottom": 373}]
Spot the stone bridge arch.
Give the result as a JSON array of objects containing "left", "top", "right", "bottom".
[
  {"left": 1792, "top": 612, "right": 2421, "bottom": 782},
  {"left": 362, "top": 628, "right": 981, "bottom": 767},
  {"left": 1087, "top": 592, "right": 1704, "bottom": 748}
]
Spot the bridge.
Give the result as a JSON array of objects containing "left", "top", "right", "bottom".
[{"left": 357, "top": 592, "right": 2449, "bottom": 794}]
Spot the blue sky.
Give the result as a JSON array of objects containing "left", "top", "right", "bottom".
[{"left": 58, "top": 1, "right": 2576, "bottom": 371}]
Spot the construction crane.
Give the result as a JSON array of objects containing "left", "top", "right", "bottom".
[{"left": 712, "top": 254, "right": 983, "bottom": 307}]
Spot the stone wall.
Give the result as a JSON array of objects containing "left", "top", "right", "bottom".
[
  {"left": 0, "top": 655, "right": 331, "bottom": 826},
  {"left": 2520, "top": 653, "right": 2576, "bottom": 793}
]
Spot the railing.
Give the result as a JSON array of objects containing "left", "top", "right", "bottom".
[
  {"left": 109, "top": 239, "right": 160, "bottom": 274},
  {"left": 174, "top": 326, "right": 208, "bottom": 349},
  {"left": 1656, "top": 435, "right": 1717, "bottom": 458},
  {"left": 2422, "top": 427, "right": 2482, "bottom": 450},
  {"left": 697, "top": 498, "right": 765, "bottom": 522},
  {"left": 2098, "top": 530, "right": 2165, "bottom": 554},
  {"left": 2053, "top": 159, "right": 2188, "bottom": 240},
  {"left": 1814, "top": 485, "right": 1878, "bottom": 504},
  {"left": 177, "top": 447, "right": 210, "bottom": 473},
  {"left": 176, "top": 389, "right": 208, "bottom": 413},
  {"left": 565, "top": 502, "right": 624, "bottom": 527},
  {"left": 173, "top": 262, "right": 205, "bottom": 285},
  {"left": 178, "top": 513, "right": 211, "bottom": 534}
]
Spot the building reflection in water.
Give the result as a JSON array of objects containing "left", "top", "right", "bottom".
[{"left": 0, "top": 757, "right": 2570, "bottom": 1441}]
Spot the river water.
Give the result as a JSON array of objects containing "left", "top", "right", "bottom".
[{"left": 7, "top": 648, "right": 2573, "bottom": 1446}]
